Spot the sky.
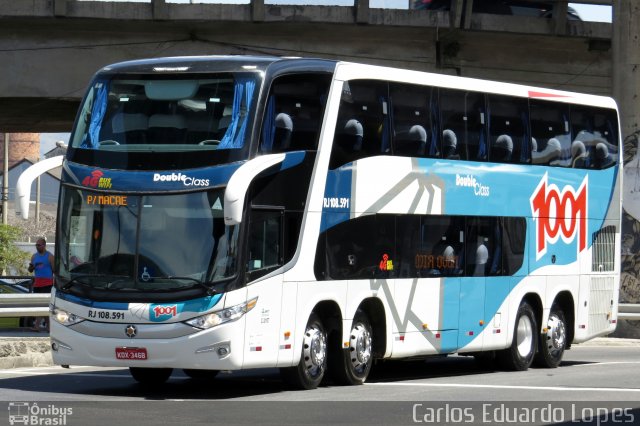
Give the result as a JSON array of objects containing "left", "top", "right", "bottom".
[{"left": 39, "top": 2, "right": 612, "bottom": 155}]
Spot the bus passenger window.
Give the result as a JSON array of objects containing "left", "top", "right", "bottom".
[
  {"left": 329, "top": 80, "right": 389, "bottom": 169},
  {"left": 390, "top": 83, "right": 439, "bottom": 158},
  {"left": 530, "top": 100, "right": 571, "bottom": 166},
  {"left": 439, "top": 89, "right": 487, "bottom": 162},
  {"left": 488, "top": 95, "right": 529, "bottom": 164},
  {"left": 260, "top": 73, "right": 332, "bottom": 153},
  {"left": 570, "top": 105, "right": 619, "bottom": 169}
]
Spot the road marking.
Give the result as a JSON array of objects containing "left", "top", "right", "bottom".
[
  {"left": 366, "top": 382, "right": 640, "bottom": 392},
  {"left": 569, "top": 361, "right": 640, "bottom": 367}
]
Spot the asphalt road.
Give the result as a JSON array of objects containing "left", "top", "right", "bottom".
[{"left": 1, "top": 342, "right": 639, "bottom": 425}]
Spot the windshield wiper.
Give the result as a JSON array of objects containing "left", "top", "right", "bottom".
[
  {"left": 162, "top": 276, "right": 218, "bottom": 296},
  {"left": 61, "top": 274, "right": 131, "bottom": 291}
]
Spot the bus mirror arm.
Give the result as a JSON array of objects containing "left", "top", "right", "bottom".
[
  {"left": 224, "top": 153, "right": 286, "bottom": 225},
  {"left": 15, "top": 155, "right": 64, "bottom": 220}
]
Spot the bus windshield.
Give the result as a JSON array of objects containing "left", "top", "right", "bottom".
[
  {"left": 57, "top": 186, "right": 238, "bottom": 292},
  {"left": 69, "top": 72, "right": 259, "bottom": 153}
]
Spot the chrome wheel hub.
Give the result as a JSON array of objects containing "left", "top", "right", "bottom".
[
  {"left": 349, "top": 322, "right": 372, "bottom": 374},
  {"left": 545, "top": 313, "right": 566, "bottom": 354},
  {"left": 302, "top": 326, "right": 326, "bottom": 379},
  {"left": 516, "top": 315, "right": 534, "bottom": 358}
]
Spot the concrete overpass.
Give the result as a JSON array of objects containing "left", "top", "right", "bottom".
[{"left": 0, "top": 0, "right": 630, "bottom": 134}]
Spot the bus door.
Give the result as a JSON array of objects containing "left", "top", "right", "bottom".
[{"left": 243, "top": 208, "right": 285, "bottom": 368}]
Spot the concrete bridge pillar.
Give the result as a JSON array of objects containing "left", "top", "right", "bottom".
[{"left": 613, "top": 0, "right": 640, "bottom": 337}]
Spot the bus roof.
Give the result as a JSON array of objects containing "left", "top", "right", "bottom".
[
  {"left": 98, "top": 55, "right": 339, "bottom": 75},
  {"left": 95, "top": 55, "right": 616, "bottom": 110}
]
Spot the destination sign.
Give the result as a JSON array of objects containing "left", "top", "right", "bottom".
[{"left": 86, "top": 194, "right": 128, "bottom": 206}]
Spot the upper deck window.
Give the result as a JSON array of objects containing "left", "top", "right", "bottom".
[{"left": 70, "top": 73, "right": 259, "bottom": 155}]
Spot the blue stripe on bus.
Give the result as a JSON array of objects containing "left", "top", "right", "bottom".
[
  {"left": 55, "top": 292, "right": 129, "bottom": 310},
  {"left": 64, "top": 152, "right": 306, "bottom": 192},
  {"left": 56, "top": 290, "right": 223, "bottom": 314},
  {"left": 321, "top": 164, "right": 353, "bottom": 232}
]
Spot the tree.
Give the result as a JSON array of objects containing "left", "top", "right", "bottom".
[{"left": 0, "top": 224, "right": 31, "bottom": 275}]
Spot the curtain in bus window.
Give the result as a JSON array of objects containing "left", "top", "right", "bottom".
[
  {"left": 439, "top": 89, "right": 486, "bottom": 161},
  {"left": 261, "top": 96, "right": 276, "bottom": 152},
  {"left": 82, "top": 82, "right": 108, "bottom": 149},
  {"left": 218, "top": 76, "right": 256, "bottom": 149},
  {"left": 380, "top": 95, "right": 391, "bottom": 154}
]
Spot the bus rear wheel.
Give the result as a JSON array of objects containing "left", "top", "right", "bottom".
[
  {"left": 497, "top": 302, "right": 537, "bottom": 371},
  {"left": 280, "top": 313, "right": 327, "bottom": 390},
  {"left": 534, "top": 304, "right": 567, "bottom": 368},
  {"left": 129, "top": 367, "right": 173, "bottom": 385},
  {"left": 331, "top": 310, "right": 373, "bottom": 385}
]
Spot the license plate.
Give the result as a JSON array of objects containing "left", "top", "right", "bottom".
[{"left": 115, "top": 347, "right": 148, "bottom": 360}]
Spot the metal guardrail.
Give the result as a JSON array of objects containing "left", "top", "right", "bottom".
[
  {"left": 617, "top": 304, "right": 640, "bottom": 321},
  {"left": 0, "top": 294, "right": 51, "bottom": 317}
]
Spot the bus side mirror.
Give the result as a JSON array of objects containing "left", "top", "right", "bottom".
[
  {"left": 224, "top": 153, "right": 286, "bottom": 225},
  {"left": 15, "top": 155, "right": 64, "bottom": 220}
]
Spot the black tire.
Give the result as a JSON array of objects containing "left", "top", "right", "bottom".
[
  {"left": 129, "top": 367, "right": 173, "bottom": 385},
  {"left": 183, "top": 369, "right": 219, "bottom": 380},
  {"left": 534, "top": 304, "right": 567, "bottom": 368},
  {"left": 496, "top": 302, "right": 537, "bottom": 371},
  {"left": 280, "top": 313, "right": 327, "bottom": 390},
  {"left": 330, "top": 310, "right": 373, "bottom": 385}
]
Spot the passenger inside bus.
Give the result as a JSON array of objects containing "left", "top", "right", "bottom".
[
  {"left": 442, "top": 129, "right": 459, "bottom": 159},
  {"left": 594, "top": 142, "right": 614, "bottom": 169},
  {"left": 492, "top": 134, "right": 513, "bottom": 162},
  {"left": 394, "top": 124, "right": 427, "bottom": 156},
  {"left": 273, "top": 112, "right": 293, "bottom": 151},
  {"left": 532, "top": 137, "right": 561, "bottom": 165},
  {"left": 570, "top": 140, "right": 589, "bottom": 168}
]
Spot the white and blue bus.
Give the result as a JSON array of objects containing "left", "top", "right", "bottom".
[{"left": 30, "top": 56, "right": 621, "bottom": 388}]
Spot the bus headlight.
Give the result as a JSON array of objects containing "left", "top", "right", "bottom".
[
  {"left": 52, "top": 307, "right": 85, "bottom": 326},
  {"left": 185, "top": 297, "right": 257, "bottom": 330}
]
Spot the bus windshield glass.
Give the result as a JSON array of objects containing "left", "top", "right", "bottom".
[
  {"left": 69, "top": 73, "right": 259, "bottom": 154},
  {"left": 57, "top": 186, "right": 238, "bottom": 292}
]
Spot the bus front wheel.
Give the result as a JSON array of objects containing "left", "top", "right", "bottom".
[
  {"left": 497, "top": 302, "right": 537, "bottom": 371},
  {"left": 534, "top": 304, "right": 567, "bottom": 368},
  {"left": 280, "top": 313, "right": 327, "bottom": 390},
  {"left": 129, "top": 367, "right": 173, "bottom": 385},
  {"left": 331, "top": 310, "right": 373, "bottom": 385}
]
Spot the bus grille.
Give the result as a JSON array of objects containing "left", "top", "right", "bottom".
[
  {"left": 591, "top": 225, "right": 616, "bottom": 272},
  {"left": 589, "top": 276, "right": 614, "bottom": 334}
]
